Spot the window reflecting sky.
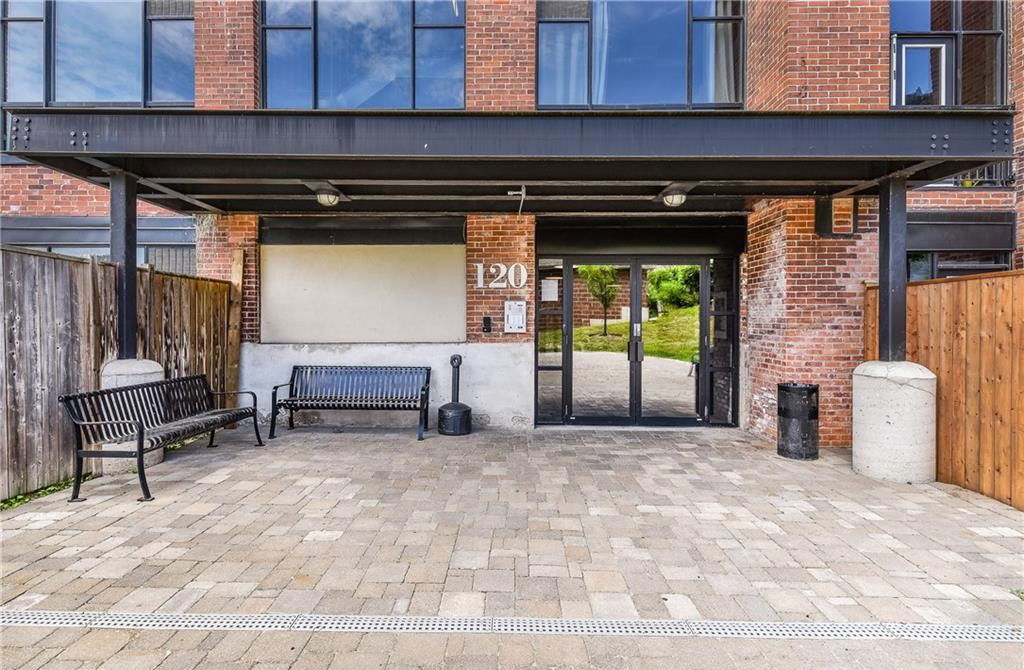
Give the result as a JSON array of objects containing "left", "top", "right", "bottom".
[
  {"left": 691, "top": 20, "right": 741, "bottom": 104},
  {"left": 54, "top": 0, "right": 143, "bottom": 102},
  {"left": 266, "top": 29, "right": 313, "bottom": 107},
  {"left": 414, "top": 0, "right": 465, "bottom": 25},
  {"left": 592, "top": 0, "right": 687, "bottom": 106},
  {"left": 317, "top": 0, "right": 412, "bottom": 108},
  {"left": 4, "top": 22, "right": 44, "bottom": 101},
  {"left": 414, "top": 27, "right": 464, "bottom": 108},
  {"left": 538, "top": 22, "right": 588, "bottom": 106},
  {"left": 150, "top": 20, "right": 195, "bottom": 103},
  {"left": 890, "top": 0, "right": 954, "bottom": 32},
  {"left": 265, "top": 0, "right": 313, "bottom": 25},
  {"left": 903, "top": 46, "right": 943, "bottom": 105}
]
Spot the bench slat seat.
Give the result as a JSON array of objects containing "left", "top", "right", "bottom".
[
  {"left": 60, "top": 375, "right": 263, "bottom": 502},
  {"left": 271, "top": 365, "right": 431, "bottom": 440},
  {"left": 104, "top": 407, "right": 257, "bottom": 451}
]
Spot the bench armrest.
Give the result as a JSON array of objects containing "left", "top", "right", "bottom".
[
  {"left": 210, "top": 390, "right": 258, "bottom": 409},
  {"left": 272, "top": 382, "right": 292, "bottom": 392},
  {"left": 69, "top": 419, "right": 145, "bottom": 444}
]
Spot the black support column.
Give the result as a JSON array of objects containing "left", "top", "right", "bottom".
[
  {"left": 877, "top": 177, "right": 907, "bottom": 362},
  {"left": 109, "top": 169, "right": 138, "bottom": 359}
]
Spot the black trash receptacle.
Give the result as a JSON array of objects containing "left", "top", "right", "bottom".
[{"left": 777, "top": 382, "right": 819, "bottom": 460}]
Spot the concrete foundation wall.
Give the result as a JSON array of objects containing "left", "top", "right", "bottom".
[{"left": 240, "top": 341, "right": 534, "bottom": 429}]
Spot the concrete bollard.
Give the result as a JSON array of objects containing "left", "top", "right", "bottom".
[
  {"left": 95, "top": 359, "right": 165, "bottom": 476},
  {"left": 852, "top": 360, "right": 936, "bottom": 484}
]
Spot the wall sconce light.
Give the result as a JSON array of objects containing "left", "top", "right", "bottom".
[{"left": 657, "top": 182, "right": 698, "bottom": 208}]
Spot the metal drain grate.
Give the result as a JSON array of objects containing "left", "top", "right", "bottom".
[{"left": 1, "top": 609, "right": 1021, "bottom": 643}]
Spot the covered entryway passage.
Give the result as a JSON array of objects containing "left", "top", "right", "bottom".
[{"left": 4, "top": 108, "right": 1014, "bottom": 425}]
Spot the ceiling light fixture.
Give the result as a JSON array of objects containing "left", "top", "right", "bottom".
[
  {"left": 315, "top": 188, "right": 342, "bottom": 207},
  {"left": 656, "top": 181, "right": 698, "bottom": 208}
]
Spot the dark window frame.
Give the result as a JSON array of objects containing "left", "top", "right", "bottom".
[
  {"left": 261, "top": 0, "right": 467, "bottom": 110},
  {"left": 535, "top": 0, "right": 746, "bottom": 110},
  {"left": 0, "top": 0, "right": 195, "bottom": 108},
  {"left": 890, "top": 0, "right": 1007, "bottom": 107}
]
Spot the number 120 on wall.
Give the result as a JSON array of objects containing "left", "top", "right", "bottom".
[{"left": 473, "top": 263, "right": 528, "bottom": 289}]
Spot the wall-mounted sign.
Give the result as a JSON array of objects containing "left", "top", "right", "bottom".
[
  {"left": 540, "top": 279, "right": 559, "bottom": 302},
  {"left": 504, "top": 300, "right": 527, "bottom": 333},
  {"left": 473, "top": 262, "right": 528, "bottom": 289}
]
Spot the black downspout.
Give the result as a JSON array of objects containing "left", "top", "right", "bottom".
[{"left": 109, "top": 169, "right": 138, "bottom": 359}]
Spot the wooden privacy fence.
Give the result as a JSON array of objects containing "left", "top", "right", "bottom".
[
  {"left": 864, "top": 270, "right": 1024, "bottom": 510},
  {"left": 1, "top": 246, "right": 241, "bottom": 500}
]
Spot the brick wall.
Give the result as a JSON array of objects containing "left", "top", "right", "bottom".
[
  {"left": 465, "top": 214, "right": 535, "bottom": 343},
  {"left": 465, "top": 0, "right": 535, "bottom": 111},
  {"left": 741, "top": 199, "right": 879, "bottom": 446},
  {"left": 195, "top": 214, "right": 260, "bottom": 342},
  {"left": 1, "top": 164, "right": 173, "bottom": 217},
  {"left": 194, "top": 0, "right": 260, "bottom": 109},
  {"left": 746, "top": 0, "right": 889, "bottom": 111},
  {"left": 908, "top": 189, "right": 1017, "bottom": 211}
]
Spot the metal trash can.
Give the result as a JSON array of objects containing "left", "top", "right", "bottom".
[
  {"left": 438, "top": 355, "right": 472, "bottom": 435},
  {"left": 777, "top": 382, "right": 819, "bottom": 460}
]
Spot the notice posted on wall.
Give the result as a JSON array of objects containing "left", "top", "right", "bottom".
[{"left": 541, "top": 279, "right": 559, "bottom": 302}]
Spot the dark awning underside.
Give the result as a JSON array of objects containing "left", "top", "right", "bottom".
[{"left": 4, "top": 108, "right": 1014, "bottom": 219}]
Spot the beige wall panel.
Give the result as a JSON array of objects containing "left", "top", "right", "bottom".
[{"left": 261, "top": 245, "right": 466, "bottom": 343}]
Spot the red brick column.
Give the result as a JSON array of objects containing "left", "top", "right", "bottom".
[
  {"left": 194, "top": 0, "right": 261, "bottom": 109},
  {"left": 741, "top": 200, "right": 878, "bottom": 446},
  {"left": 465, "top": 0, "right": 535, "bottom": 111},
  {"left": 195, "top": 214, "right": 260, "bottom": 342},
  {"left": 465, "top": 214, "right": 535, "bottom": 343}
]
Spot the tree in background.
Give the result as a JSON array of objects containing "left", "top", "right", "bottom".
[
  {"left": 577, "top": 265, "right": 619, "bottom": 336},
  {"left": 647, "top": 266, "right": 699, "bottom": 312}
]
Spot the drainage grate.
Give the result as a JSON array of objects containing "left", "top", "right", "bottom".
[{"left": 1, "top": 609, "right": 1021, "bottom": 643}]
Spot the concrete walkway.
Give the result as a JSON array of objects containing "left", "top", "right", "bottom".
[{"left": 2, "top": 427, "right": 1022, "bottom": 668}]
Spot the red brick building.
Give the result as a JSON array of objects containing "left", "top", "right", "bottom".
[{"left": 2, "top": 0, "right": 1019, "bottom": 442}]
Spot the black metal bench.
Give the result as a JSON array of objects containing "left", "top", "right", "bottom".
[
  {"left": 59, "top": 375, "right": 262, "bottom": 502},
  {"left": 270, "top": 365, "right": 431, "bottom": 440}
]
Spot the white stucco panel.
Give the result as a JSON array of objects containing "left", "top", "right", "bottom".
[{"left": 240, "top": 341, "right": 534, "bottom": 429}]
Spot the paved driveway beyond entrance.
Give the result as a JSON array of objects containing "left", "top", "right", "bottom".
[{"left": 2, "top": 427, "right": 1022, "bottom": 668}]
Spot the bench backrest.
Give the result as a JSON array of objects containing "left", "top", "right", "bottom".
[
  {"left": 60, "top": 375, "right": 213, "bottom": 444},
  {"left": 290, "top": 366, "right": 430, "bottom": 401}
]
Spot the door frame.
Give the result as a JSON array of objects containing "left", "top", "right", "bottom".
[{"left": 534, "top": 254, "right": 738, "bottom": 427}]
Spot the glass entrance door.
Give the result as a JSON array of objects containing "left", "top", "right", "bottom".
[
  {"left": 535, "top": 255, "right": 738, "bottom": 426},
  {"left": 568, "top": 262, "right": 633, "bottom": 421}
]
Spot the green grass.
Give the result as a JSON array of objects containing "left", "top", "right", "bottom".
[
  {"left": 539, "top": 305, "right": 699, "bottom": 362},
  {"left": 0, "top": 473, "right": 95, "bottom": 511}
]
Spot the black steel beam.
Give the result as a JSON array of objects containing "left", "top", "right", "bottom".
[
  {"left": 878, "top": 177, "right": 908, "bottom": 362},
  {"left": 6, "top": 109, "right": 1013, "bottom": 160},
  {"left": 109, "top": 170, "right": 138, "bottom": 360}
]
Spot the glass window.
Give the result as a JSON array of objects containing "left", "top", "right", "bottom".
[
  {"left": 54, "top": 1, "right": 144, "bottom": 102},
  {"left": 414, "top": 27, "right": 464, "bottom": 109},
  {"left": 592, "top": 0, "right": 687, "bottom": 106},
  {"left": 538, "top": 22, "right": 588, "bottom": 106},
  {"left": 150, "top": 20, "right": 195, "bottom": 103},
  {"left": 4, "top": 21, "right": 44, "bottom": 102},
  {"left": 5, "top": 0, "right": 44, "bottom": 18},
  {"left": 264, "top": 0, "right": 465, "bottom": 110},
  {"left": 692, "top": 20, "right": 742, "bottom": 104},
  {"left": 960, "top": 35, "right": 1000, "bottom": 105},
  {"left": 891, "top": 0, "right": 1006, "bottom": 107},
  {"left": 317, "top": 0, "right": 411, "bottom": 109},
  {"left": 266, "top": 29, "right": 313, "bottom": 108},
  {"left": 901, "top": 44, "right": 947, "bottom": 105},
  {"left": 265, "top": 0, "right": 313, "bottom": 24},
  {"left": 415, "top": 0, "right": 465, "bottom": 24},
  {"left": 890, "top": 0, "right": 954, "bottom": 32},
  {"left": 537, "top": 0, "right": 744, "bottom": 109}
]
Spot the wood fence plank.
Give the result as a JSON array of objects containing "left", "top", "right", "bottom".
[
  {"left": 950, "top": 281, "right": 967, "bottom": 489},
  {"left": 977, "top": 278, "right": 996, "bottom": 498},
  {"left": 935, "top": 283, "right": 953, "bottom": 484},
  {"left": 1011, "top": 275, "right": 1024, "bottom": 509},
  {"left": 993, "top": 277, "right": 1013, "bottom": 504},
  {"left": 963, "top": 278, "right": 982, "bottom": 493}
]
